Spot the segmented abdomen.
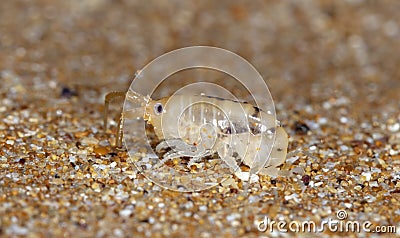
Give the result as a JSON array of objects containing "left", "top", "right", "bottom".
[{"left": 159, "top": 95, "right": 276, "bottom": 143}]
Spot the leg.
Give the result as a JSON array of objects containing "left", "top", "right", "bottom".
[
  {"left": 215, "top": 141, "right": 241, "bottom": 173},
  {"left": 156, "top": 138, "right": 211, "bottom": 168},
  {"left": 156, "top": 139, "right": 196, "bottom": 153},
  {"left": 104, "top": 90, "right": 147, "bottom": 149},
  {"left": 114, "top": 107, "right": 146, "bottom": 149},
  {"left": 104, "top": 91, "right": 126, "bottom": 133},
  {"left": 115, "top": 116, "right": 124, "bottom": 149},
  {"left": 187, "top": 156, "right": 204, "bottom": 168},
  {"left": 161, "top": 150, "right": 199, "bottom": 161},
  {"left": 159, "top": 148, "right": 211, "bottom": 168},
  {"left": 186, "top": 149, "right": 212, "bottom": 168}
]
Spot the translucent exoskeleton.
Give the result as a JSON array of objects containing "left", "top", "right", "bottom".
[{"left": 104, "top": 89, "right": 289, "bottom": 182}]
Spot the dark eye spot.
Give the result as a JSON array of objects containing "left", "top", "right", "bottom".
[{"left": 154, "top": 103, "right": 163, "bottom": 114}]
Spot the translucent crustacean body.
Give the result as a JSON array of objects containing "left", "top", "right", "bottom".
[{"left": 104, "top": 90, "right": 289, "bottom": 181}]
